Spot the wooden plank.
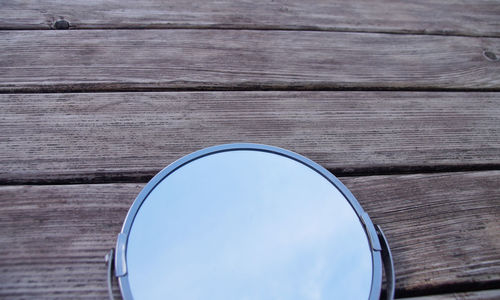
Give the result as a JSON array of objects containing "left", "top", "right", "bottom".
[
  {"left": 0, "top": 1, "right": 499, "bottom": 37},
  {"left": 0, "top": 171, "right": 498, "bottom": 298},
  {"left": 347, "top": 172, "right": 500, "bottom": 294},
  {"left": 0, "top": 30, "right": 499, "bottom": 92},
  {"left": 403, "top": 289, "right": 500, "bottom": 300},
  {"left": 1, "top": 91, "right": 499, "bottom": 184}
]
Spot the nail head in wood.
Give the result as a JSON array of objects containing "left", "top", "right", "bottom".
[{"left": 54, "top": 19, "right": 70, "bottom": 30}]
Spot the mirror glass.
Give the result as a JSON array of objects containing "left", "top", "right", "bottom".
[{"left": 126, "top": 150, "right": 373, "bottom": 299}]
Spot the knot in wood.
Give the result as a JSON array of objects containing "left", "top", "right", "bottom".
[{"left": 483, "top": 50, "right": 498, "bottom": 62}]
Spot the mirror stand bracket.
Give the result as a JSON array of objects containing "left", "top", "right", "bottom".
[
  {"left": 105, "top": 226, "right": 395, "bottom": 300},
  {"left": 376, "top": 225, "right": 395, "bottom": 300},
  {"left": 105, "top": 248, "right": 116, "bottom": 300},
  {"left": 104, "top": 231, "right": 396, "bottom": 300},
  {"left": 105, "top": 229, "right": 395, "bottom": 300}
]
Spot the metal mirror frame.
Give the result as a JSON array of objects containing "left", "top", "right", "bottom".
[{"left": 108, "top": 143, "right": 394, "bottom": 300}]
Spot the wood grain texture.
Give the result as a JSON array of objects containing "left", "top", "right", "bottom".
[
  {"left": 0, "top": 171, "right": 498, "bottom": 299},
  {"left": 1, "top": 91, "right": 499, "bottom": 184},
  {"left": 0, "top": 0, "right": 499, "bottom": 37},
  {"left": 1, "top": 30, "right": 499, "bottom": 92},
  {"left": 404, "top": 289, "right": 500, "bottom": 300},
  {"left": 347, "top": 172, "right": 500, "bottom": 295}
]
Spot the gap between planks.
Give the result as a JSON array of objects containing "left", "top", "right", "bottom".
[
  {"left": 400, "top": 288, "right": 500, "bottom": 300},
  {"left": 1, "top": 27, "right": 500, "bottom": 40},
  {"left": 1, "top": 164, "right": 500, "bottom": 186},
  {"left": 2, "top": 85, "right": 500, "bottom": 95}
]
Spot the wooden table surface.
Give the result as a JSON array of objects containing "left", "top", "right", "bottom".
[{"left": 1, "top": 1, "right": 499, "bottom": 299}]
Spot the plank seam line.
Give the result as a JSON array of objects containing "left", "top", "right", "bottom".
[
  {"left": 0, "top": 26, "right": 498, "bottom": 39},
  {"left": 395, "top": 280, "right": 500, "bottom": 299},
  {"left": 1, "top": 165, "right": 498, "bottom": 186},
  {"left": 1, "top": 86, "right": 500, "bottom": 95}
]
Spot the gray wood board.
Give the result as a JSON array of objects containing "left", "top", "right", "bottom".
[
  {"left": 1, "top": 91, "right": 499, "bottom": 184},
  {"left": 1, "top": 0, "right": 499, "bottom": 37},
  {"left": 0, "top": 171, "right": 498, "bottom": 298},
  {"left": 403, "top": 289, "right": 500, "bottom": 300},
  {"left": 1, "top": 30, "right": 499, "bottom": 92}
]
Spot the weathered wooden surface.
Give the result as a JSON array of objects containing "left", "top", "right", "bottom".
[
  {"left": 0, "top": 171, "right": 498, "bottom": 299},
  {"left": 1, "top": 0, "right": 500, "bottom": 37},
  {"left": 348, "top": 171, "right": 500, "bottom": 295},
  {"left": 405, "top": 289, "right": 500, "bottom": 300},
  {"left": 1, "top": 0, "right": 499, "bottom": 298},
  {"left": 1, "top": 91, "right": 499, "bottom": 184},
  {"left": 1, "top": 30, "right": 499, "bottom": 92}
]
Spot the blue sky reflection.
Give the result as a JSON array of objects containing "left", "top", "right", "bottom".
[{"left": 127, "top": 150, "right": 372, "bottom": 299}]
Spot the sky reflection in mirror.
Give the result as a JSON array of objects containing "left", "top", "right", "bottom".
[{"left": 127, "top": 150, "right": 372, "bottom": 299}]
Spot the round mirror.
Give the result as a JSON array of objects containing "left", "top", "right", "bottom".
[{"left": 113, "top": 144, "right": 389, "bottom": 300}]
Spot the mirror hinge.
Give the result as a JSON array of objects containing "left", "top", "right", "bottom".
[
  {"left": 360, "top": 212, "right": 382, "bottom": 251},
  {"left": 115, "top": 233, "right": 128, "bottom": 277}
]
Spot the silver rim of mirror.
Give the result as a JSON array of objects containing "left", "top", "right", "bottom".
[{"left": 107, "top": 143, "right": 394, "bottom": 300}]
